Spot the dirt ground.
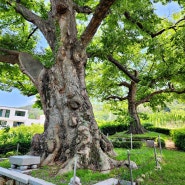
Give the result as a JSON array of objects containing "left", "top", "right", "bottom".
[{"left": 165, "top": 140, "right": 176, "bottom": 150}]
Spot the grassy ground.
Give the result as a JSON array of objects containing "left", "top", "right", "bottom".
[
  {"left": 144, "top": 149, "right": 185, "bottom": 185},
  {"left": 0, "top": 147, "right": 185, "bottom": 184},
  {"left": 110, "top": 131, "right": 171, "bottom": 140}
]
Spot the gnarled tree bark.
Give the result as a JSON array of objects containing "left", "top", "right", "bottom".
[{"left": 0, "top": 0, "right": 120, "bottom": 173}]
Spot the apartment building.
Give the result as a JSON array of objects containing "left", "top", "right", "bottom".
[{"left": 0, "top": 106, "right": 45, "bottom": 128}]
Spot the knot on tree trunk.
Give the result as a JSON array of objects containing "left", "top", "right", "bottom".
[
  {"left": 72, "top": 42, "right": 87, "bottom": 64},
  {"left": 68, "top": 96, "right": 82, "bottom": 110},
  {"left": 56, "top": 4, "right": 68, "bottom": 15}
]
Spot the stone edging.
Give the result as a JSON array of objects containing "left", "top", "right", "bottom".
[{"left": 0, "top": 167, "right": 55, "bottom": 185}]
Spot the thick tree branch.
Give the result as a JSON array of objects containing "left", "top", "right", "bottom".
[
  {"left": 0, "top": 48, "right": 44, "bottom": 84},
  {"left": 0, "top": 55, "right": 19, "bottom": 65},
  {"left": 19, "top": 52, "right": 44, "bottom": 83},
  {"left": 73, "top": 3, "right": 92, "bottom": 14},
  {"left": 14, "top": 3, "right": 41, "bottom": 25},
  {"left": 80, "top": 0, "right": 116, "bottom": 47},
  {"left": 136, "top": 87, "right": 185, "bottom": 106},
  {"left": 0, "top": 48, "right": 20, "bottom": 64},
  {"left": 118, "top": 81, "right": 131, "bottom": 88},
  {"left": 108, "top": 55, "right": 140, "bottom": 83},
  {"left": 105, "top": 95, "right": 128, "bottom": 101},
  {"left": 124, "top": 11, "right": 185, "bottom": 38},
  {"left": 11, "top": 2, "right": 55, "bottom": 50}
]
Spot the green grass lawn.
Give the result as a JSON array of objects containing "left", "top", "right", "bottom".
[
  {"left": 144, "top": 149, "right": 185, "bottom": 185},
  {"left": 0, "top": 147, "right": 184, "bottom": 185},
  {"left": 110, "top": 131, "right": 171, "bottom": 140}
]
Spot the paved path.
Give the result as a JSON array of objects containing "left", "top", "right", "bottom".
[{"left": 165, "top": 140, "right": 176, "bottom": 150}]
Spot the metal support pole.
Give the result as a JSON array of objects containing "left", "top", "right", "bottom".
[
  {"left": 16, "top": 143, "right": 19, "bottom": 155},
  {"left": 73, "top": 155, "right": 77, "bottom": 185},
  {"left": 158, "top": 135, "right": 162, "bottom": 156},
  {"left": 130, "top": 133, "right": 133, "bottom": 150},
  {"left": 127, "top": 150, "right": 133, "bottom": 185},
  {"left": 153, "top": 141, "right": 159, "bottom": 168}
]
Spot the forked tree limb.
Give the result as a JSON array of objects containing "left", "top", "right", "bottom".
[
  {"left": 108, "top": 55, "right": 140, "bottom": 83},
  {"left": 118, "top": 81, "right": 131, "bottom": 88},
  {"left": 8, "top": 2, "right": 56, "bottom": 50},
  {"left": 73, "top": 3, "right": 93, "bottom": 14},
  {"left": 80, "top": 0, "right": 116, "bottom": 47}
]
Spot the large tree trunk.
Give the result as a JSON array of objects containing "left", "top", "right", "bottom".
[
  {"left": 30, "top": 45, "right": 119, "bottom": 173},
  {"left": 127, "top": 82, "right": 145, "bottom": 134},
  {"left": 0, "top": 0, "right": 120, "bottom": 173}
]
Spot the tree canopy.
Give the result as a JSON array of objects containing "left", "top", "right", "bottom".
[{"left": 86, "top": 0, "right": 185, "bottom": 133}]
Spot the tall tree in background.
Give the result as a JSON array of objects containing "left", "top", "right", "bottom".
[
  {"left": 87, "top": 0, "right": 185, "bottom": 134},
  {"left": 0, "top": 0, "right": 120, "bottom": 172}
]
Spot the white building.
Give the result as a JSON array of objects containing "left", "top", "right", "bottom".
[{"left": 0, "top": 106, "right": 45, "bottom": 128}]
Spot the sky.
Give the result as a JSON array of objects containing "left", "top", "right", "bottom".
[
  {"left": 0, "top": 1, "right": 182, "bottom": 107},
  {"left": 0, "top": 89, "right": 35, "bottom": 107},
  {"left": 154, "top": 1, "right": 181, "bottom": 18}
]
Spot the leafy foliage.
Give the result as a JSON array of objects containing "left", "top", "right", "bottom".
[
  {"left": 0, "top": 124, "right": 43, "bottom": 145},
  {"left": 0, "top": 124, "right": 43, "bottom": 156},
  {"left": 146, "top": 126, "right": 171, "bottom": 135},
  {"left": 171, "top": 128, "right": 185, "bottom": 151},
  {"left": 98, "top": 120, "right": 128, "bottom": 135},
  {"left": 111, "top": 139, "right": 142, "bottom": 149},
  {"left": 86, "top": 0, "right": 185, "bottom": 133}
]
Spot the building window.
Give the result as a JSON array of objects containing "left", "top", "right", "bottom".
[
  {"left": 5, "top": 110, "right": 10, "bottom": 118},
  {"left": 0, "top": 120, "right": 7, "bottom": 127},
  {"left": 13, "top": 122, "right": 24, "bottom": 127},
  {"left": 0, "top": 109, "right": 10, "bottom": 118},
  {"left": 15, "top": 111, "right": 26, "bottom": 117}
]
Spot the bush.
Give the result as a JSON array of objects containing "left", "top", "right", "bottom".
[
  {"left": 0, "top": 124, "right": 43, "bottom": 157},
  {"left": 146, "top": 126, "right": 171, "bottom": 135},
  {"left": 0, "top": 124, "right": 43, "bottom": 145},
  {"left": 98, "top": 121, "right": 128, "bottom": 135},
  {"left": 171, "top": 129, "right": 185, "bottom": 151},
  {"left": 5, "top": 151, "right": 19, "bottom": 157},
  {"left": 111, "top": 139, "right": 142, "bottom": 149},
  {"left": 143, "top": 123, "right": 154, "bottom": 130},
  {"left": 0, "top": 141, "right": 31, "bottom": 156}
]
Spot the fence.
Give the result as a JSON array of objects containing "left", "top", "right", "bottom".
[{"left": 114, "top": 134, "right": 163, "bottom": 185}]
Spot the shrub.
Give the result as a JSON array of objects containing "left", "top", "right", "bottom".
[
  {"left": 111, "top": 139, "right": 142, "bottom": 149},
  {"left": 0, "top": 141, "right": 31, "bottom": 156},
  {"left": 0, "top": 124, "right": 43, "bottom": 157},
  {"left": 0, "top": 124, "right": 43, "bottom": 145},
  {"left": 143, "top": 123, "right": 154, "bottom": 129},
  {"left": 146, "top": 127, "right": 171, "bottom": 135},
  {"left": 98, "top": 121, "right": 128, "bottom": 135},
  {"left": 5, "top": 151, "right": 19, "bottom": 157},
  {"left": 171, "top": 129, "right": 185, "bottom": 151}
]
